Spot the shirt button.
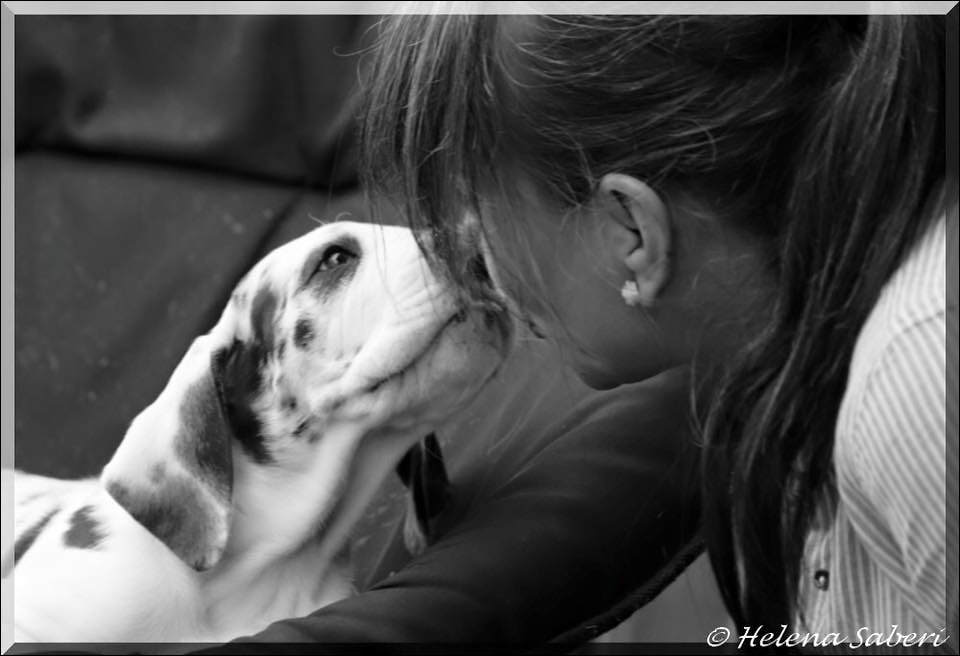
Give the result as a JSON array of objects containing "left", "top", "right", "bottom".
[{"left": 814, "top": 569, "right": 829, "bottom": 591}]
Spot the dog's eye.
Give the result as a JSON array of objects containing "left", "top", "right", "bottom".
[{"left": 316, "top": 246, "right": 357, "bottom": 273}]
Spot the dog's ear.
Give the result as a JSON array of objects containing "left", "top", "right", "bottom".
[
  {"left": 101, "top": 339, "right": 236, "bottom": 571},
  {"left": 396, "top": 433, "right": 450, "bottom": 556}
]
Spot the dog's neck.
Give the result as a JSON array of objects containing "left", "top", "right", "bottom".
[
  {"left": 198, "top": 423, "right": 423, "bottom": 634},
  {"left": 198, "top": 533, "right": 353, "bottom": 640}
]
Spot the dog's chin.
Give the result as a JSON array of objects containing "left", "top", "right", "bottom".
[{"left": 334, "top": 312, "right": 506, "bottom": 432}]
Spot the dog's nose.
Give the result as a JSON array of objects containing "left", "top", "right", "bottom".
[
  {"left": 459, "top": 296, "right": 512, "bottom": 356},
  {"left": 457, "top": 246, "right": 515, "bottom": 355},
  {"left": 464, "top": 250, "right": 493, "bottom": 291}
]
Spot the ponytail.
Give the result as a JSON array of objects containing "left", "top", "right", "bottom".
[
  {"left": 361, "top": 12, "right": 950, "bottom": 627},
  {"left": 703, "top": 15, "right": 949, "bottom": 626}
]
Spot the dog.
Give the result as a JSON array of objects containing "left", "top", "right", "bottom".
[{"left": 2, "top": 221, "right": 509, "bottom": 645}]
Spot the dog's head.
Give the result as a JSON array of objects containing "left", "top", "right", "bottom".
[{"left": 101, "top": 221, "right": 509, "bottom": 571}]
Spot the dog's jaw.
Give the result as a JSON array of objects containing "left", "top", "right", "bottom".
[
  {"left": 199, "top": 487, "right": 358, "bottom": 641},
  {"left": 205, "top": 220, "right": 509, "bottom": 581},
  {"left": 198, "top": 420, "right": 420, "bottom": 632},
  {"left": 41, "top": 221, "right": 511, "bottom": 645}
]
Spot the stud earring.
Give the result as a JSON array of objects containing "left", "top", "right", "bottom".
[{"left": 621, "top": 280, "right": 643, "bottom": 307}]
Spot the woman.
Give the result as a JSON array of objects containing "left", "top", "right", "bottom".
[{"left": 361, "top": 14, "right": 956, "bottom": 642}]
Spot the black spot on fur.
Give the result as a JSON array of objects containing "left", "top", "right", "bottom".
[
  {"left": 277, "top": 340, "right": 286, "bottom": 360},
  {"left": 107, "top": 477, "right": 222, "bottom": 571},
  {"left": 14, "top": 509, "right": 58, "bottom": 565},
  {"left": 204, "top": 285, "right": 283, "bottom": 466},
  {"left": 150, "top": 463, "right": 166, "bottom": 483},
  {"left": 212, "top": 339, "right": 273, "bottom": 464},
  {"left": 177, "top": 374, "right": 233, "bottom": 499},
  {"left": 283, "top": 396, "right": 297, "bottom": 411},
  {"left": 293, "top": 419, "right": 309, "bottom": 437},
  {"left": 293, "top": 318, "right": 315, "bottom": 350},
  {"left": 107, "top": 481, "right": 130, "bottom": 504},
  {"left": 63, "top": 506, "right": 106, "bottom": 550},
  {"left": 250, "top": 288, "right": 278, "bottom": 354}
]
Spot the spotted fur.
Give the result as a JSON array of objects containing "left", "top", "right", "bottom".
[
  {"left": 63, "top": 506, "right": 106, "bottom": 550},
  {"left": 5, "top": 221, "right": 509, "bottom": 645},
  {"left": 13, "top": 509, "right": 58, "bottom": 564},
  {"left": 294, "top": 318, "right": 315, "bottom": 350}
]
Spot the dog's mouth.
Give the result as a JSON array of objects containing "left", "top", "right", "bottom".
[
  {"left": 361, "top": 316, "right": 456, "bottom": 395},
  {"left": 361, "top": 300, "right": 511, "bottom": 396}
]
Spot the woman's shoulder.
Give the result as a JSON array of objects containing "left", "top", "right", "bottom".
[
  {"left": 822, "top": 210, "right": 956, "bottom": 634},
  {"left": 839, "top": 211, "right": 952, "bottom": 419},
  {"left": 832, "top": 207, "right": 954, "bottom": 511},
  {"left": 862, "top": 211, "right": 948, "bottom": 350}
]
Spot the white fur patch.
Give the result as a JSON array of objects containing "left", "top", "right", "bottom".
[{"left": 6, "top": 221, "right": 509, "bottom": 646}]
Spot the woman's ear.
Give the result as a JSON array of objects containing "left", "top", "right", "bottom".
[{"left": 598, "top": 173, "right": 672, "bottom": 307}]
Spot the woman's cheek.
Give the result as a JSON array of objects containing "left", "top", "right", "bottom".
[
  {"left": 543, "top": 307, "right": 632, "bottom": 389},
  {"left": 556, "top": 275, "right": 675, "bottom": 389}
]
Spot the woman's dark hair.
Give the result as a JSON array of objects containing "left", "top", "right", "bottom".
[{"left": 360, "top": 14, "right": 949, "bottom": 627}]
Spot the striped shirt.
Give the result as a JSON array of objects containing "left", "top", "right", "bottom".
[{"left": 796, "top": 209, "right": 958, "bottom": 649}]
